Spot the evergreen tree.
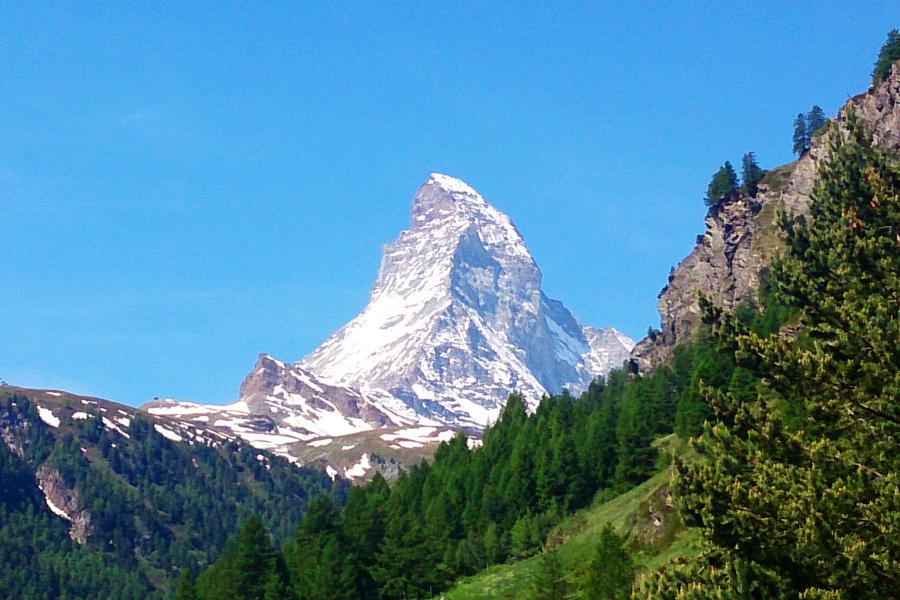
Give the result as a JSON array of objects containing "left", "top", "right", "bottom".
[
  {"left": 197, "top": 539, "right": 240, "bottom": 600},
  {"left": 792, "top": 112, "right": 809, "bottom": 155},
  {"left": 234, "top": 516, "right": 275, "bottom": 600},
  {"left": 806, "top": 104, "right": 827, "bottom": 137},
  {"left": 285, "top": 496, "right": 359, "bottom": 600},
  {"left": 530, "top": 549, "right": 569, "bottom": 600},
  {"left": 638, "top": 108, "right": 900, "bottom": 598},
  {"left": 612, "top": 386, "right": 656, "bottom": 488},
  {"left": 263, "top": 555, "right": 294, "bottom": 600},
  {"left": 172, "top": 570, "right": 199, "bottom": 600},
  {"left": 872, "top": 28, "right": 900, "bottom": 87},
  {"left": 510, "top": 512, "right": 540, "bottom": 559},
  {"left": 583, "top": 524, "right": 634, "bottom": 600},
  {"left": 373, "top": 511, "right": 435, "bottom": 600},
  {"left": 183, "top": 371, "right": 695, "bottom": 599},
  {"left": 740, "top": 152, "right": 764, "bottom": 196},
  {"left": 704, "top": 162, "right": 738, "bottom": 206}
]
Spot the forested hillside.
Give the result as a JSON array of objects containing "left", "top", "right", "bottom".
[
  {"left": 0, "top": 390, "right": 344, "bottom": 597},
  {"left": 636, "top": 106, "right": 899, "bottom": 599},
  {"left": 178, "top": 289, "right": 796, "bottom": 599}
]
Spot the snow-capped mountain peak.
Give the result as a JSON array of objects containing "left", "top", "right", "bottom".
[
  {"left": 300, "top": 173, "right": 632, "bottom": 428},
  {"left": 140, "top": 173, "right": 632, "bottom": 475}
]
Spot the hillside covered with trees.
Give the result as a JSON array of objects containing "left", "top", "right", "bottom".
[
  {"left": 0, "top": 392, "right": 344, "bottom": 598},
  {"left": 177, "top": 284, "right": 799, "bottom": 599}
]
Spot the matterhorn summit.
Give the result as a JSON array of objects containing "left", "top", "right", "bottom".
[
  {"left": 299, "top": 173, "right": 633, "bottom": 428},
  {"left": 146, "top": 173, "right": 633, "bottom": 461}
]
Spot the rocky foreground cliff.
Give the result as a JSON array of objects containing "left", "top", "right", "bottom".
[{"left": 630, "top": 61, "right": 900, "bottom": 371}]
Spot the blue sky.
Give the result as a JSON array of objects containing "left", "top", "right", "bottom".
[{"left": 2, "top": 2, "right": 896, "bottom": 405}]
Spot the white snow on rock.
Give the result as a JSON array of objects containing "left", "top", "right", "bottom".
[
  {"left": 137, "top": 173, "right": 632, "bottom": 452},
  {"left": 299, "top": 173, "right": 634, "bottom": 429},
  {"left": 378, "top": 426, "right": 457, "bottom": 444},
  {"left": 154, "top": 424, "right": 183, "bottom": 442},
  {"left": 397, "top": 440, "right": 424, "bottom": 449},
  {"left": 141, "top": 358, "right": 429, "bottom": 459},
  {"left": 380, "top": 426, "right": 437, "bottom": 442},
  {"left": 145, "top": 400, "right": 220, "bottom": 416},
  {"left": 46, "top": 391, "right": 62, "bottom": 397},
  {"left": 436, "top": 430, "right": 456, "bottom": 443},
  {"left": 307, "top": 438, "right": 333, "bottom": 448},
  {"left": 102, "top": 417, "right": 130, "bottom": 438},
  {"left": 44, "top": 495, "right": 72, "bottom": 521},
  {"left": 325, "top": 465, "right": 338, "bottom": 480},
  {"left": 344, "top": 453, "right": 371, "bottom": 479},
  {"left": 71, "top": 411, "right": 90, "bottom": 420},
  {"left": 37, "top": 406, "right": 60, "bottom": 428}
]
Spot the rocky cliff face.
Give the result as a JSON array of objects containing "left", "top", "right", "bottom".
[
  {"left": 144, "top": 355, "right": 426, "bottom": 457},
  {"left": 237, "top": 354, "right": 421, "bottom": 435},
  {"left": 36, "top": 465, "right": 92, "bottom": 544},
  {"left": 631, "top": 61, "right": 900, "bottom": 371}
]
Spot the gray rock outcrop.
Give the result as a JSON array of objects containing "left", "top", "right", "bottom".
[{"left": 631, "top": 61, "right": 900, "bottom": 371}]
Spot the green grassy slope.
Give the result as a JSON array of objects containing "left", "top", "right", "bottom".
[{"left": 440, "top": 435, "right": 698, "bottom": 599}]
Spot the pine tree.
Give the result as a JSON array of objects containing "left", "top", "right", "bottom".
[
  {"left": 373, "top": 512, "right": 435, "bottom": 600},
  {"left": 872, "top": 28, "right": 900, "bottom": 87},
  {"left": 172, "top": 569, "right": 199, "bottom": 600},
  {"left": 806, "top": 104, "right": 827, "bottom": 137},
  {"left": 234, "top": 516, "right": 275, "bottom": 600},
  {"left": 637, "top": 108, "right": 900, "bottom": 598},
  {"left": 340, "top": 476, "right": 389, "bottom": 598},
  {"left": 704, "top": 162, "right": 738, "bottom": 206},
  {"left": 740, "top": 152, "right": 764, "bottom": 196},
  {"left": 285, "top": 496, "right": 359, "bottom": 600},
  {"left": 583, "top": 524, "right": 634, "bottom": 600},
  {"left": 263, "top": 555, "right": 293, "bottom": 600},
  {"left": 530, "top": 548, "right": 569, "bottom": 600},
  {"left": 510, "top": 512, "right": 540, "bottom": 558},
  {"left": 612, "top": 386, "right": 656, "bottom": 488},
  {"left": 792, "top": 112, "right": 809, "bottom": 155},
  {"left": 197, "top": 538, "right": 240, "bottom": 600}
]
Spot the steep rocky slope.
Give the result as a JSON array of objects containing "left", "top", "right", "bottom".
[{"left": 631, "top": 61, "right": 900, "bottom": 371}]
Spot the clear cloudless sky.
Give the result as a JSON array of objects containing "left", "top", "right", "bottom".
[{"left": 1, "top": 2, "right": 896, "bottom": 406}]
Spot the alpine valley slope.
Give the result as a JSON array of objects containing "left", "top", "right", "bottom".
[{"left": 145, "top": 174, "right": 632, "bottom": 477}]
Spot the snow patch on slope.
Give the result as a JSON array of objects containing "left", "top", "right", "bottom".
[
  {"left": 154, "top": 424, "right": 183, "bottom": 442},
  {"left": 37, "top": 406, "right": 60, "bottom": 428},
  {"left": 44, "top": 494, "right": 72, "bottom": 521},
  {"left": 344, "top": 453, "right": 371, "bottom": 479}
]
